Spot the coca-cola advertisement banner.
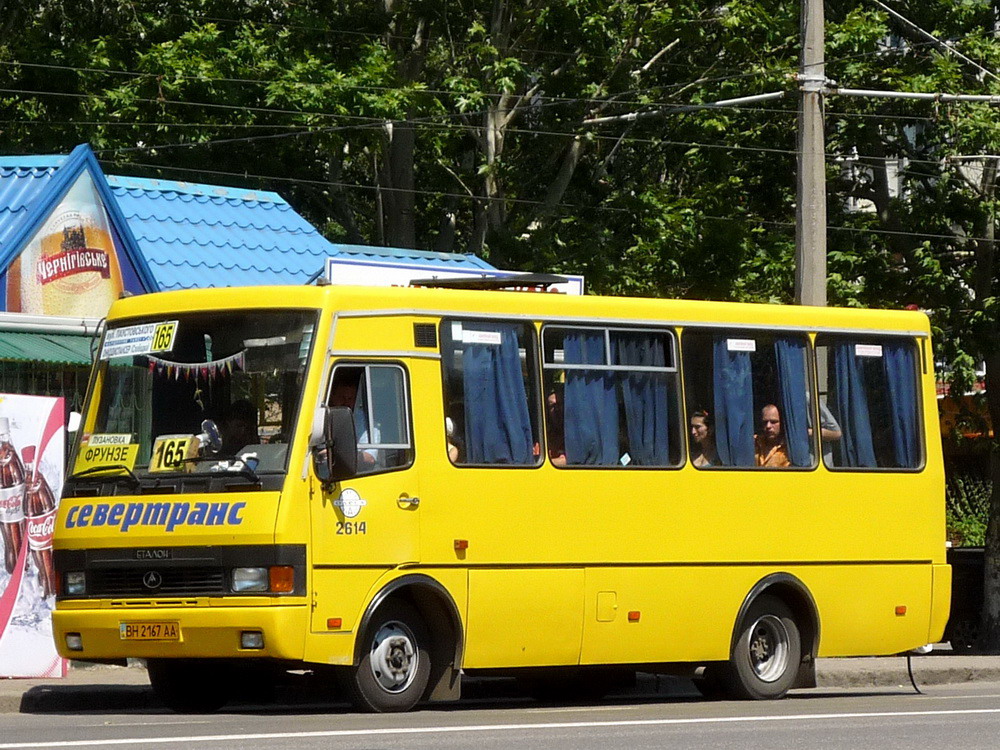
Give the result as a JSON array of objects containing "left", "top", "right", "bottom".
[{"left": 0, "top": 394, "right": 66, "bottom": 678}]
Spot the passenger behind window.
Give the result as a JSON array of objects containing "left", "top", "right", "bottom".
[
  {"left": 329, "top": 370, "right": 379, "bottom": 469},
  {"left": 689, "top": 410, "right": 718, "bottom": 467},
  {"left": 817, "top": 398, "right": 842, "bottom": 464},
  {"left": 545, "top": 388, "right": 567, "bottom": 467},
  {"left": 755, "top": 404, "right": 791, "bottom": 468},
  {"left": 221, "top": 399, "right": 259, "bottom": 453},
  {"left": 446, "top": 416, "right": 461, "bottom": 463}
]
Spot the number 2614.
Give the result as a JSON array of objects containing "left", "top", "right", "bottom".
[{"left": 336, "top": 521, "right": 367, "bottom": 535}]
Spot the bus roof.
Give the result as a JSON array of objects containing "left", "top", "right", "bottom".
[{"left": 107, "top": 283, "right": 931, "bottom": 337}]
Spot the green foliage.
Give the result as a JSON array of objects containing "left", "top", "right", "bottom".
[
  {"left": 947, "top": 473, "right": 992, "bottom": 547},
  {"left": 0, "top": 0, "right": 999, "bottom": 318}
]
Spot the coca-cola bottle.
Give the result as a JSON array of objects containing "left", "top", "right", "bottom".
[
  {"left": 0, "top": 417, "right": 25, "bottom": 575},
  {"left": 22, "top": 446, "right": 57, "bottom": 598}
]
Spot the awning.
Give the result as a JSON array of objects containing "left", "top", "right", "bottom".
[{"left": 0, "top": 331, "right": 94, "bottom": 365}]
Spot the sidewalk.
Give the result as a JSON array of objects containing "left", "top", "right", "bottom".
[{"left": 3, "top": 655, "right": 1000, "bottom": 714}]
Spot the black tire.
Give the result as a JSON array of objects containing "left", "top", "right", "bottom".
[
  {"left": 691, "top": 665, "right": 726, "bottom": 700},
  {"left": 723, "top": 595, "right": 801, "bottom": 700},
  {"left": 147, "top": 659, "right": 231, "bottom": 713},
  {"left": 341, "top": 600, "right": 431, "bottom": 712}
]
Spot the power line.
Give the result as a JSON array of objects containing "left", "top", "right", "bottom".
[
  {"left": 703, "top": 213, "right": 994, "bottom": 244},
  {"left": 0, "top": 58, "right": 791, "bottom": 112},
  {"left": 119, "top": 4, "right": 748, "bottom": 69},
  {"left": 97, "top": 159, "right": 996, "bottom": 246},
  {"left": 99, "top": 158, "right": 633, "bottom": 213},
  {"left": 11, "top": 116, "right": 802, "bottom": 156}
]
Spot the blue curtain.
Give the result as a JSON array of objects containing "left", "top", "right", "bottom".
[
  {"left": 564, "top": 331, "right": 619, "bottom": 465},
  {"left": 613, "top": 333, "right": 670, "bottom": 466},
  {"left": 712, "top": 337, "right": 755, "bottom": 466},
  {"left": 830, "top": 343, "right": 876, "bottom": 467},
  {"left": 883, "top": 342, "right": 919, "bottom": 467},
  {"left": 462, "top": 323, "right": 534, "bottom": 464},
  {"left": 774, "top": 338, "right": 811, "bottom": 467}
]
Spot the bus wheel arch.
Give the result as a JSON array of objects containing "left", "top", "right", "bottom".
[
  {"left": 725, "top": 574, "right": 820, "bottom": 698},
  {"left": 354, "top": 575, "right": 464, "bottom": 706}
]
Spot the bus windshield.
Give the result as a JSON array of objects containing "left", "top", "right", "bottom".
[{"left": 73, "top": 309, "right": 317, "bottom": 490}]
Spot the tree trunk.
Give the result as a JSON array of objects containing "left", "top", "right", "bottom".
[
  {"left": 380, "top": 122, "right": 418, "bottom": 248},
  {"left": 327, "top": 144, "right": 364, "bottom": 245},
  {"left": 375, "top": 9, "right": 426, "bottom": 249},
  {"left": 977, "top": 162, "right": 1000, "bottom": 652}
]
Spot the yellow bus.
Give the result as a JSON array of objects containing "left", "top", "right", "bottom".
[{"left": 53, "top": 280, "right": 950, "bottom": 712}]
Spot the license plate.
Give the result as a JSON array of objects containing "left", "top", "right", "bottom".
[{"left": 119, "top": 621, "right": 180, "bottom": 641}]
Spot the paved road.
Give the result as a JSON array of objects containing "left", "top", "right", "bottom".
[{"left": 0, "top": 681, "right": 999, "bottom": 749}]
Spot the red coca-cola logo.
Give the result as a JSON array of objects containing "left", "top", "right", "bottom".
[
  {"left": 27, "top": 510, "right": 56, "bottom": 551},
  {"left": 0, "top": 494, "right": 21, "bottom": 511}
]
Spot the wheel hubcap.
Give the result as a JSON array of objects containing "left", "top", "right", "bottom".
[
  {"left": 746, "top": 614, "right": 789, "bottom": 683},
  {"left": 369, "top": 620, "right": 418, "bottom": 693}
]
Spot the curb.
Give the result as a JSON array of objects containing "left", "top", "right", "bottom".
[
  {"left": 817, "top": 659, "right": 1000, "bottom": 689},
  {"left": 17, "top": 685, "right": 157, "bottom": 714}
]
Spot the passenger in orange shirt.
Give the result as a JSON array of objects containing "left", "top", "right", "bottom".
[{"left": 754, "top": 404, "right": 790, "bottom": 468}]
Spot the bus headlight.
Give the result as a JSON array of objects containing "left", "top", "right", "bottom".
[
  {"left": 64, "top": 571, "right": 86, "bottom": 596},
  {"left": 231, "top": 567, "right": 268, "bottom": 592}
]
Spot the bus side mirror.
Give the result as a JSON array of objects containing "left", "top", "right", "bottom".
[{"left": 321, "top": 406, "right": 357, "bottom": 483}]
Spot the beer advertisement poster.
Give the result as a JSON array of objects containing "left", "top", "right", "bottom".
[
  {"left": 0, "top": 394, "right": 66, "bottom": 678},
  {"left": 4, "top": 170, "right": 125, "bottom": 319}
]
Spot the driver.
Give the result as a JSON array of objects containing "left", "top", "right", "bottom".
[{"left": 221, "top": 399, "right": 259, "bottom": 452}]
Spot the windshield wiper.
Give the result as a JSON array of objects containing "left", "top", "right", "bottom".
[{"left": 69, "top": 464, "right": 141, "bottom": 488}]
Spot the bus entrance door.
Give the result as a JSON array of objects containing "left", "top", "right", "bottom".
[{"left": 309, "top": 360, "right": 420, "bottom": 635}]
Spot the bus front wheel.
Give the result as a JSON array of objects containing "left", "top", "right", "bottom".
[
  {"left": 342, "top": 600, "right": 431, "bottom": 712},
  {"left": 724, "top": 595, "right": 801, "bottom": 700}
]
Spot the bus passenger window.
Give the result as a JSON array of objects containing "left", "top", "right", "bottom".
[
  {"left": 682, "top": 331, "right": 815, "bottom": 469},
  {"left": 542, "top": 326, "right": 683, "bottom": 468},
  {"left": 440, "top": 320, "right": 541, "bottom": 466},
  {"left": 814, "top": 337, "right": 921, "bottom": 470},
  {"left": 328, "top": 364, "right": 413, "bottom": 475}
]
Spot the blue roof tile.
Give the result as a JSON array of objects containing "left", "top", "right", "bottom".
[
  {"left": 0, "top": 167, "right": 59, "bottom": 253},
  {"left": 108, "top": 176, "right": 495, "bottom": 290}
]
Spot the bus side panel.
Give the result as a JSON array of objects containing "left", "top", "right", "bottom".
[
  {"left": 580, "top": 567, "right": 743, "bottom": 665},
  {"left": 463, "top": 568, "right": 584, "bottom": 668},
  {"left": 306, "top": 568, "right": 391, "bottom": 664},
  {"left": 579, "top": 563, "right": 934, "bottom": 665},
  {"left": 304, "top": 567, "right": 469, "bottom": 667},
  {"left": 806, "top": 564, "right": 933, "bottom": 657}
]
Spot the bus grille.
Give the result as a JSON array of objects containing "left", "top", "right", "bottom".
[{"left": 89, "top": 567, "right": 226, "bottom": 597}]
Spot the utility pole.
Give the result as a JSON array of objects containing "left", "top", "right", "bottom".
[{"left": 795, "top": 0, "right": 826, "bottom": 307}]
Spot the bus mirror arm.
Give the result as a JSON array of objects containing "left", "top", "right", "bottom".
[{"left": 318, "top": 406, "right": 357, "bottom": 484}]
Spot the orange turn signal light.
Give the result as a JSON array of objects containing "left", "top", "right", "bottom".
[
  {"left": 454, "top": 539, "right": 469, "bottom": 551},
  {"left": 628, "top": 611, "right": 641, "bottom": 622},
  {"left": 895, "top": 605, "right": 907, "bottom": 616},
  {"left": 269, "top": 566, "right": 295, "bottom": 593},
  {"left": 327, "top": 618, "right": 342, "bottom": 630}
]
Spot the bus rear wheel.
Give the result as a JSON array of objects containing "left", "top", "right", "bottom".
[
  {"left": 724, "top": 595, "right": 801, "bottom": 700},
  {"left": 341, "top": 600, "right": 430, "bottom": 712}
]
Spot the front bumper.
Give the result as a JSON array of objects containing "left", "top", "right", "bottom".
[{"left": 53, "top": 604, "right": 308, "bottom": 660}]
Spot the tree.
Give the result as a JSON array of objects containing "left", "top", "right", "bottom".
[{"left": 9, "top": 1, "right": 1000, "bottom": 649}]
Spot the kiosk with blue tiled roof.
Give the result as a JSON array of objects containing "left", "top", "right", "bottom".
[
  {"left": 0, "top": 143, "right": 496, "bottom": 314},
  {"left": 0, "top": 142, "right": 497, "bottom": 399}
]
